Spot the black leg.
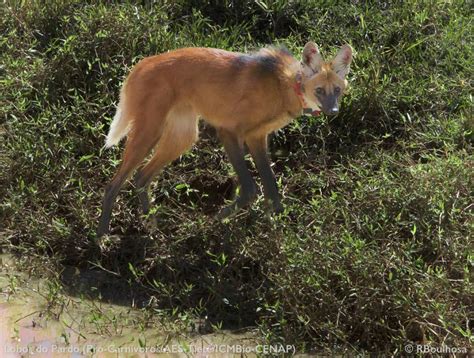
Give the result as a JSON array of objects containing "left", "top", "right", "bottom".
[
  {"left": 246, "top": 135, "right": 283, "bottom": 213},
  {"left": 217, "top": 129, "right": 257, "bottom": 219},
  {"left": 97, "top": 174, "right": 127, "bottom": 236},
  {"left": 134, "top": 170, "right": 150, "bottom": 215}
]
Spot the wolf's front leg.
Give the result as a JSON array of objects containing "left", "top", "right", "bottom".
[
  {"left": 217, "top": 129, "right": 257, "bottom": 219},
  {"left": 246, "top": 134, "right": 283, "bottom": 214}
]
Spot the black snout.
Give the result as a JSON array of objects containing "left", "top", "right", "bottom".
[
  {"left": 319, "top": 94, "right": 339, "bottom": 116},
  {"left": 323, "top": 105, "right": 339, "bottom": 116},
  {"left": 328, "top": 107, "right": 339, "bottom": 115}
]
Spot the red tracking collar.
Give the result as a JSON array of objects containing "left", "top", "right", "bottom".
[{"left": 293, "top": 80, "right": 307, "bottom": 107}]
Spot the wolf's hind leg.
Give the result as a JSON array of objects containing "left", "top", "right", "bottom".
[{"left": 135, "top": 108, "right": 198, "bottom": 214}]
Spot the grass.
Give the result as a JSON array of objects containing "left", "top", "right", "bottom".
[{"left": 1, "top": 0, "right": 473, "bottom": 354}]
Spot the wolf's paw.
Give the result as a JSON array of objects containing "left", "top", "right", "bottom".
[{"left": 264, "top": 199, "right": 284, "bottom": 216}]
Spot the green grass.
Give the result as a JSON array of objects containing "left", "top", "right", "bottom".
[{"left": 1, "top": 0, "right": 472, "bottom": 354}]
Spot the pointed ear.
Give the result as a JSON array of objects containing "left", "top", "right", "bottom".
[
  {"left": 301, "top": 41, "right": 323, "bottom": 76},
  {"left": 332, "top": 44, "right": 352, "bottom": 79}
]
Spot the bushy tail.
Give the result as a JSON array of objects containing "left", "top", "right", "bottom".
[{"left": 105, "top": 102, "right": 129, "bottom": 148}]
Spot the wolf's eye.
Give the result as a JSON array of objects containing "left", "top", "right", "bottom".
[
  {"left": 334, "top": 87, "right": 341, "bottom": 94},
  {"left": 316, "top": 87, "right": 324, "bottom": 95}
]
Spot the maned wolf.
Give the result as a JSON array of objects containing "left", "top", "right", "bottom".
[{"left": 98, "top": 42, "right": 353, "bottom": 236}]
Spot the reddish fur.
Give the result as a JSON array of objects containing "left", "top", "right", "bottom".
[{"left": 121, "top": 48, "right": 302, "bottom": 142}]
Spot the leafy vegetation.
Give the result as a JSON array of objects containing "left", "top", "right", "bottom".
[{"left": 1, "top": 0, "right": 472, "bottom": 354}]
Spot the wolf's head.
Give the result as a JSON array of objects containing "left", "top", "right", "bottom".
[{"left": 299, "top": 42, "right": 353, "bottom": 116}]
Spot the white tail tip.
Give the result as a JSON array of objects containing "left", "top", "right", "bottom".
[{"left": 105, "top": 106, "right": 129, "bottom": 148}]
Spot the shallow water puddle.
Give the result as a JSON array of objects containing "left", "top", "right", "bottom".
[
  {"left": 0, "top": 254, "right": 91, "bottom": 357},
  {"left": 0, "top": 301, "right": 83, "bottom": 357},
  {"left": 0, "top": 292, "right": 257, "bottom": 357},
  {"left": 0, "top": 254, "right": 259, "bottom": 357}
]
